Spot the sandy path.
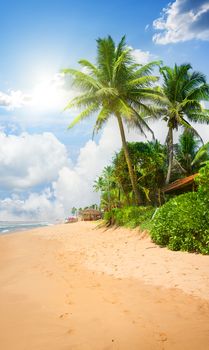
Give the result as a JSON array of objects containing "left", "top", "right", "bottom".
[{"left": 0, "top": 222, "right": 209, "bottom": 349}]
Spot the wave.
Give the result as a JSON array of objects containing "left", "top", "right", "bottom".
[{"left": 0, "top": 221, "right": 51, "bottom": 234}]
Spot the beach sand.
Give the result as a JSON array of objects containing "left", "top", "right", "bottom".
[{"left": 0, "top": 221, "right": 208, "bottom": 350}]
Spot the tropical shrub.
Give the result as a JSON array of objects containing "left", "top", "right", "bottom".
[
  {"left": 113, "top": 141, "right": 166, "bottom": 206},
  {"left": 104, "top": 206, "right": 155, "bottom": 229},
  {"left": 195, "top": 161, "right": 209, "bottom": 203},
  {"left": 150, "top": 192, "right": 209, "bottom": 254}
]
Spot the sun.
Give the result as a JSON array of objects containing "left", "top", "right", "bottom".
[{"left": 30, "top": 73, "right": 68, "bottom": 112}]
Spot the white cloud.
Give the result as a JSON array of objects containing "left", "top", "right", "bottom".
[
  {"left": 53, "top": 119, "right": 123, "bottom": 210},
  {"left": 130, "top": 47, "right": 155, "bottom": 64},
  {"left": 0, "top": 90, "right": 31, "bottom": 110},
  {"left": 153, "top": 0, "right": 209, "bottom": 44},
  {"left": 0, "top": 189, "right": 64, "bottom": 222},
  {"left": 0, "top": 132, "right": 69, "bottom": 190}
]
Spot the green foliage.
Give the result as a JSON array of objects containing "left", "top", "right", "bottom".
[
  {"left": 160, "top": 64, "right": 209, "bottom": 129},
  {"left": 160, "top": 63, "right": 209, "bottom": 183},
  {"left": 174, "top": 129, "right": 209, "bottom": 176},
  {"left": 63, "top": 35, "right": 162, "bottom": 136},
  {"left": 104, "top": 206, "right": 155, "bottom": 229},
  {"left": 113, "top": 141, "right": 166, "bottom": 205},
  {"left": 195, "top": 161, "right": 209, "bottom": 204},
  {"left": 94, "top": 166, "right": 121, "bottom": 211},
  {"left": 150, "top": 192, "right": 209, "bottom": 254}
]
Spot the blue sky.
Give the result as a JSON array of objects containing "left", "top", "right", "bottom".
[{"left": 0, "top": 0, "right": 209, "bottom": 221}]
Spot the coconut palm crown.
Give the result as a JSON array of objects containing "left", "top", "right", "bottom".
[
  {"left": 160, "top": 63, "right": 209, "bottom": 183},
  {"left": 63, "top": 35, "right": 162, "bottom": 204}
]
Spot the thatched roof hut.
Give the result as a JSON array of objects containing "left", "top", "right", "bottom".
[
  {"left": 163, "top": 173, "right": 198, "bottom": 194},
  {"left": 80, "top": 208, "right": 102, "bottom": 221}
]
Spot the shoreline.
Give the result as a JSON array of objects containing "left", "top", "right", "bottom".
[
  {"left": 0, "top": 221, "right": 208, "bottom": 349},
  {"left": 0, "top": 221, "right": 56, "bottom": 235}
]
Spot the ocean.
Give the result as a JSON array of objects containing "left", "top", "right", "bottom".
[{"left": 0, "top": 221, "right": 50, "bottom": 234}]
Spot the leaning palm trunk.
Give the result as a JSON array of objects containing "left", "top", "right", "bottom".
[
  {"left": 166, "top": 126, "right": 174, "bottom": 184},
  {"left": 116, "top": 114, "right": 141, "bottom": 205}
]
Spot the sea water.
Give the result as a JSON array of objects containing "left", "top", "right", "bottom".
[{"left": 0, "top": 221, "right": 50, "bottom": 234}]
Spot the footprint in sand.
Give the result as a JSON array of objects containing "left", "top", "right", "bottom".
[
  {"left": 44, "top": 270, "right": 53, "bottom": 277},
  {"left": 59, "top": 313, "right": 69, "bottom": 319},
  {"left": 123, "top": 309, "right": 130, "bottom": 314},
  {"left": 158, "top": 332, "right": 168, "bottom": 343}
]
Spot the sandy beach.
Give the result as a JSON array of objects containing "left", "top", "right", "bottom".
[{"left": 0, "top": 221, "right": 209, "bottom": 350}]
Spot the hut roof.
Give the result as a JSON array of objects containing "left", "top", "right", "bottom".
[
  {"left": 81, "top": 208, "right": 101, "bottom": 215},
  {"left": 163, "top": 173, "right": 198, "bottom": 193}
]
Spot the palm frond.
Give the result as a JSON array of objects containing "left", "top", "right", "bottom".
[
  {"left": 127, "top": 104, "right": 155, "bottom": 138},
  {"left": 187, "top": 111, "right": 209, "bottom": 124},
  {"left": 136, "top": 60, "right": 162, "bottom": 76},
  {"left": 186, "top": 84, "right": 209, "bottom": 101},
  {"left": 127, "top": 75, "right": 159, "bottom": 87},
  {"left": 68, "top": 103, "right": 99, "bottom": 128},
  {"left": 179, "top": 117, "right": 204, "bottom": 143},
  {"left": 192, "top": 142, "right": 209, "bottom": 166},
  {"left": 78, "top": 59, "right": 99, "bottom": 76},
  {"left": 96, "top": 35, "right": 115, "bottom": 82},
  {"left": 62, "top": 68, "right": 102, "bottom": 91},
  {"left": 92, "top": 107, "right": 110, "bottom": 137},
  {"left": 64, "top": 93, "right": 99, "bottom": 110}
]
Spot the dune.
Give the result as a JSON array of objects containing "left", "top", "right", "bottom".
[{"left": 0, "top": 221, "right": 208, "bottom": 349}]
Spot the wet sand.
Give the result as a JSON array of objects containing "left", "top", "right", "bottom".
[{"left": 0, "top": 221, "right": 208, "bottom": 349}]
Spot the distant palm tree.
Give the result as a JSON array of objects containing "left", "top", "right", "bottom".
[
  {"left": 63, "top": 36, "right": 162, "bottom": 205},
  {"left": 160, "top": 63, "right": 209, "bottom": 184},
  {"left": 71, "top": 206, "right": 77, "bottom": 216},
  {"left": 175, "top": 129, "right": 209, "bottom": 175},
  {"left": 94, "top": 166, "right": 118, "bottom": 210}
]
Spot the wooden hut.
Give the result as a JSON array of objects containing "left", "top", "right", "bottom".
[
  {"left": 163, "top": 173, "right": 198, "bottom": 195},
  {"left": 80, "top": 208, "right": 102, "bottom": 221}
]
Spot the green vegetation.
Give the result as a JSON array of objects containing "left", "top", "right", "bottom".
[
  {"left": 150, "top": 163, "right": 209, "bottom": 254},
  {"left": 113, "top": 141, "right": 166, "bottom": 206},
  {"left": 150, "top": 192, "right": 209, "bottom": 254},
  {"left": 64, "top": 35, "right": 209, "bottom": 255},
  {"left": 175, "top": 129, "right": 209, "bottom": 176},
  {"left": 159, "top": 64, "right": 209, "bottom": 184},
  {"left": 104, "top": 206, "right": 155, "bottom": 229}
]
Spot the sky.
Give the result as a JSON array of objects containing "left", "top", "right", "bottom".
[{"left": 0, "top": 0, "right": 209, "bottom": 221}]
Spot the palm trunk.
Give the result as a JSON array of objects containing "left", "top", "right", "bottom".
[
  {"left": 166, "top": 126, "right": 173, "bottom": 184},
  {"left": 116, "top": 114, "right": 141, "bottom": 205}
]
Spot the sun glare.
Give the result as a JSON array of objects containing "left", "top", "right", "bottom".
[{"left": 30, "top": 73, "right": 67, "bottom": 112}]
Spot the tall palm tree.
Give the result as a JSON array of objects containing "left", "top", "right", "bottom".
[
  {"left": 160, "top": 63, "right": 209, "bottom": 184},
  {"left": 63, "top": 36, "right": 162, "bottom": 205}
]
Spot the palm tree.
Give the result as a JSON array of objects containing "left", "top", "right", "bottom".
[
  {"left": 63, "top": 36, "right": 162, "bottom": 205},
  {"left": 160, "top": 63, "right": 209, "bottom": 184},
  {"left": 113, "top": 141, "right": 166, "bottom": 206},
  {"left": 175, "top": 129, "right": 209, "bottom": 175},
  {"left": 71, "top": 206, "right": 77, "bottom": 216},
  {"left": 94, "top": 166, "right": 119, "bottom": 210}
]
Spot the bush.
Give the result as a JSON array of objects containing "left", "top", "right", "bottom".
[
  {"left": 104, "top": 206, "right": 155, "bottom": 228},
  {"left": 150, "top": 192, "right": 209, "bottom": 254},
  {"left": 195, "top": 161, "right": 209, "bottom": 204}
]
